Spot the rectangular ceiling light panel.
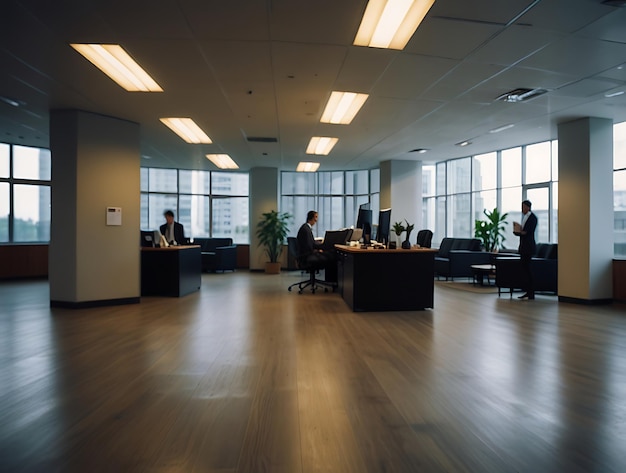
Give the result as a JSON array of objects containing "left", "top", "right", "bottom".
[
  {"left": 206, "top": 154, "right": 239, "bottom": 169},
  {"left": 70, "top": 44, "right": 162, "bottom": 92},
  {"left": 354, "top": 0, "right": 436, "bottom": 50},
  {"left": 306, "top": 137, "right": 339, "bottom": 155},
  {"left": 160, "top": 118, "right": 212, "bottom": 144},
  {"left": 320, "top": 91, "right": 369, "bottom": 124},
  {"left": 296, "top": 162, "right": 321, "bottom": 172}
]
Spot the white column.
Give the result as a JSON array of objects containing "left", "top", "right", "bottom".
[
  {"left": 379, "top": 160, "right": 423, "bottom": 232},
  {"left": 558, "top": 117, "right": 613, "bottom": 302},
  {"left": 49, "top": 110, "right": 141, "bottom": 306}
]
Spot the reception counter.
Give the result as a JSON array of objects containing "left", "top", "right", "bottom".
[
  {"left": 336, "top": 245, "right": 437, "bottom": 312},
  {"left": 141, "top": 245, "right": 201, "bottom": 297}
]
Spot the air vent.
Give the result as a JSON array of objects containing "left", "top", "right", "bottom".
[
  {"left": 495, "top": 88, "right": 547, "bottom": 103},
  {"left": 246, "top": 136, "right": 278, "bottom": 143}
]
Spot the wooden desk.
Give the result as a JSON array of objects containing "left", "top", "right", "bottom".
[
  {"left": 336, "top": 245, "right": 437, "bottom": 312},
  {"left": 141, "top": 245, "right": 201, "bottom": 297}
]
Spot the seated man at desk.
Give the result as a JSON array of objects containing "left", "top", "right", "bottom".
[
  {"left": 160, "top": 210, "right": 186, "bottom": 246},
  {"left": 296, "top": 210, "right": 335, "bottom": 276}
]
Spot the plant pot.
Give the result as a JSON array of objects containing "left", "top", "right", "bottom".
[{"left": 265, "top": 262, "right": 281, "bottom": 274}]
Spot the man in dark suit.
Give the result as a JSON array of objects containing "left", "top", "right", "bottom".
[
  {"left": 160, "top": 210, "right": 186, "bottom": 245},
  {"left": 514, "top": 200, "right": 537, "bottom": 300},
  {"left": 296, "top": 210, "right": 332, "bottom": 269}
]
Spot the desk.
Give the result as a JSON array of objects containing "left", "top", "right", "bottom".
[
  {"left": 141, "top": 245, "right": 201, "bottom": 297},
  {"left": 336, "top": 245, "right": 437, "bottom": 311}
]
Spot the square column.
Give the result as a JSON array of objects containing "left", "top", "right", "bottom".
[
  {"left": 558, "top": 117, "right": 613, "bottom": 303},
  {"left": 49, "top": 110, "right": 141, "bottom": 307}
]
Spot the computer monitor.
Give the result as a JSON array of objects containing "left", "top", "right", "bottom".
[
  {"left": 356, "top": 207, "right": 372, "bottom": 240},
  {"left": 376, "top": 208, "right": 391, "bottom": 244},
  {"left": 140, "top": 230, "right": 161, "bottom": 247}
]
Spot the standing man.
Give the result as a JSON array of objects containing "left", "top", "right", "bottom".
[
  {"left": 160, "top": 210, "right": 186, "bottom": 245},
  {"left": 513, "top": 200, "right": 537, "bottom": 300}
]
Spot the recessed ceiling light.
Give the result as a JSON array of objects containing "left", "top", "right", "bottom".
[
  {"left": 0, "top": 96, "right": 22, "bottom": 107},
  {"left": 70, "top": 44, "right": 162, "bottom": 92},
  {"left": 495, "top": 88, "right": 547, "bottom": 103},
  {"left": 354, "top": 0, "right": 436, "bottom": 50},
  {"left": 409, "top": 148, "right": 428, "bottom": 153},
  {"left": 456, "top": 140, "right": 471, "bottom": 147},
  {"left": 306, "top": 137, "right": 339, "bottom": 155},
  {"left": 206, "top": 154, "right": 239, "bottom": 169},
  {"left": 489, "top": 124, "right": 515, "bottom": 134},
  {"left": 604, "top": 90, "right": 625, "bottom": 98},
  {"left": 160, "top": 118, "right": 212, "bottom": 144},
  {"left": 320, "top": 91, "right": 369, "bottom": 124},
  {"left": 296, "top": 162, "right": 320, "bottom": 172}
]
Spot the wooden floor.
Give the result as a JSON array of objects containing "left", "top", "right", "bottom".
[{"left": 1, "top": 272, "right": 625, "bottom": 473}]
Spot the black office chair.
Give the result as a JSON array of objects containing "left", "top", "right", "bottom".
[
  {"left": 287, "top": 238, "right": 336, "bottom": 294},
  {"left": 416, "top": 229, "right": 433, "bottom": 248}
]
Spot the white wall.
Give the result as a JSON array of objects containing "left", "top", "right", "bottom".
[{"left": 380, "top": 160, "right": 423, "bottom": 236}]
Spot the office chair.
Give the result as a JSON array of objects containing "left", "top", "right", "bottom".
[
  {"left": 287, "top": 238, "right": 336, "bottom": 294},
  {"left": 416, "top": 229, "right": 433, "bottom": 248}
]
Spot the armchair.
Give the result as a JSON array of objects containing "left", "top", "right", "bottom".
[
  {"left": 434, "top": 237, "right": 492, "bottom": 280},
  {"left": 194, "top": 237, "right": 237, "bottom": 272},
  {"left": 495, "top": 243, "right": 558, "bottom": 296}
]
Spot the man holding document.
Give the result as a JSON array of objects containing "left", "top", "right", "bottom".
[{"left": 513, "top": 200, "right": 537, "bottom": 300}]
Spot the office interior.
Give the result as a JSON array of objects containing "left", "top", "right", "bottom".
[{"left": 2, "top": 1, "right": 626, "bottom": 471}]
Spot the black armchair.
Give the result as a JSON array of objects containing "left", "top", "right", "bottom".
[
  {"left": 495, "top": 243, "right": 558, "bottom": 297},
  {"left": 434, "top": 237, "right": 491, "bottom": 280},
  {"left": 194, "top": 237, "right": 237, "bottom": 272}
]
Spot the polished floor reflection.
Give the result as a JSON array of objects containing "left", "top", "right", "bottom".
[{"left": 1, "top": 273, "right": 625, "bottom": 473}]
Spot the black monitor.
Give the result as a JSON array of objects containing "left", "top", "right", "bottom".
[
  {"left": 356, "top": 207, "right": 372, "bottom": 242},
  {"left": 140, "top": 230, "right": 161, "bottom": 247},
  {"left": 377, "top": 208, "right": 391, "bottom": 244}
]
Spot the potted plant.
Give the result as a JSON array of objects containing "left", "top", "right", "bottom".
[
  {"left": 474, "top": 207, "right": 508, "bottom": 252},
  {"left": 256, "top": 210, "right": 292, "bottom": 273},
  {"left": 391, "top": 221, "right": 405, "bottom": 249},
  {"left": 402, "top": 220, "right": 414, "bottom": 249}
]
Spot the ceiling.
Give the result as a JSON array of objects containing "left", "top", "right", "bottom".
[{"left": 2, "top": 0, "right": 626, "bottom": 172}]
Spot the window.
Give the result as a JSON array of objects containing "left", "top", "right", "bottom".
[
  {"left": 472, "top": 152, "right": 496, "bottom": 191},
  {"left": 281, "top": 170, "right": 376, "bottom": 238},
  {"left": 141, "top": 168, "right": 249, "bottom": 244},
  {"left": 431, "top": 140, "right": 561, "bottom": 250},
  {"left": 525, "top": 142, "right": 551, "bottom": 184},
  {"left": 0, "top": 143, "right": 51, "bottom": 243},
  {"left": 0, "top": 182, "right": 8, "bottom": 242},
  {"left": 614, "top": 122, "right": 626, "bottom": 256}
]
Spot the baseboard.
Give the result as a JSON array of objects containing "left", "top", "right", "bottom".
[
  {"left": 558, "top": 296, "right": 613, "bottom": 305},
  {"left": 50, "top": 297, "right": 140, "bottom": 309}
]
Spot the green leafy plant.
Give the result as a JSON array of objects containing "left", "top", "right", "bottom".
[
  {"left": 474, "top": 207, "right": 508, "bottom": 252},
  {"left": 392, "top": 221, "right": 405, "bottom": 236},
  {"left": 256, "top": 210, "right": 292, "bottom": 263}
]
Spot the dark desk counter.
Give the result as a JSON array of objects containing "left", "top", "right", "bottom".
[
  {"left": 336, "top": 245, "right": 437, "bottom": 312},
  {"left": 141, "top": 245, "right": 201, "bottom": 297}
]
